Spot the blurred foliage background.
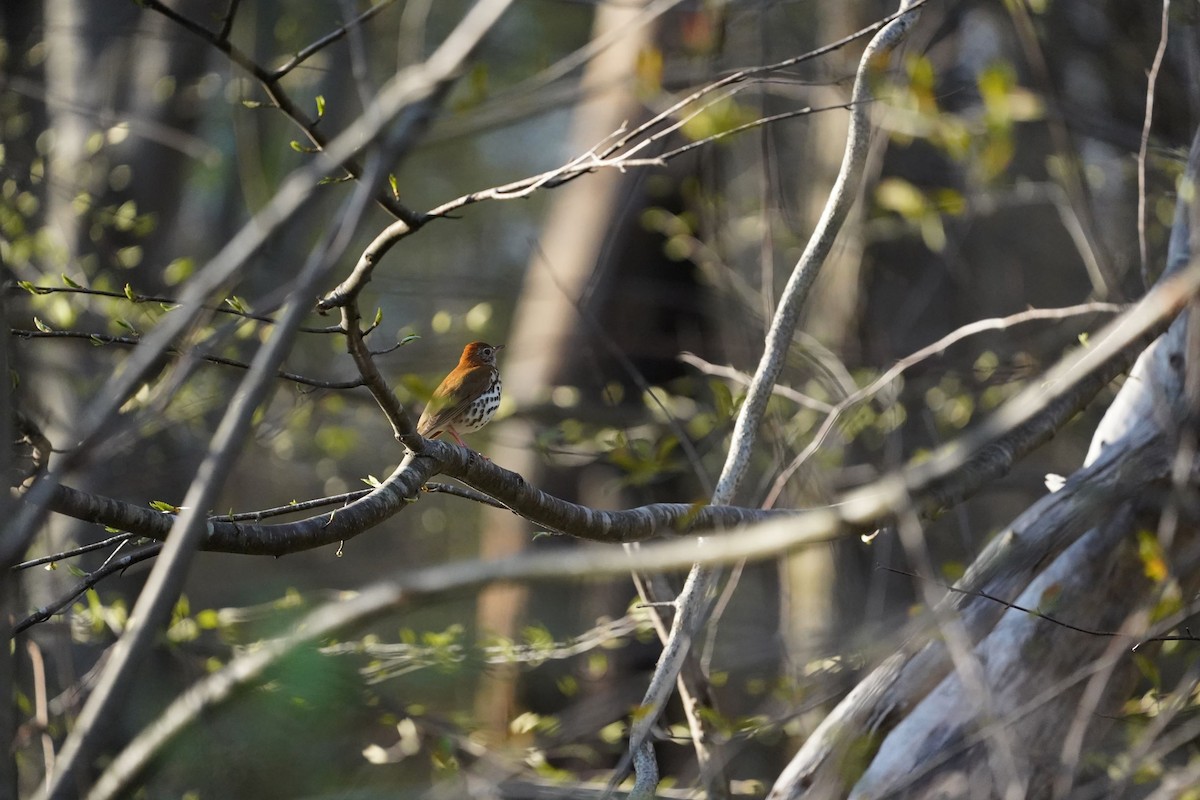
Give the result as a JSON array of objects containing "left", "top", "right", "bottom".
[{"left": 2, "top": 0, "right": 1198, "bottom": 796}]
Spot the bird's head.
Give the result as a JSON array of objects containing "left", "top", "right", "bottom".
[{"left": 459, "top": 341, "right": 503, "bottom": 367}]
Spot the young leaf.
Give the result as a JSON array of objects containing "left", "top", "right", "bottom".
[
  {"left": 33, "top": 317, "right": 51, "bottom": 333},
  {"left": 62, "top": 274, "right": 82, "bottom": 288},
  {"left": 388, "top": 174, "right": 399, "bottom": 200},
  {"left": 124, "top": 283, "right": 137, "bottom": 302},
  {"left": 315, "top": 94, "right": 326, "bottom": 119}
]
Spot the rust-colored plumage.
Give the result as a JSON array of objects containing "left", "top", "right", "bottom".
[{"left": 417, "top": 342, "right": 504, "bottom": 446}]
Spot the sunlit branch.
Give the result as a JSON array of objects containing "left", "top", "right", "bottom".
[{"left": 618, "top": 2, "right": 925, "bottom": 795}]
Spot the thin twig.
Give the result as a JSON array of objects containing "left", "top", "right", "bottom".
[
  {"left": 6, "top": 282, "right": 343, "bottom": 333},
  {"left": 272, "top": 0, "right": 399, "bottom": 80},
  {"left": 138, "top": 0, "right": 419, "bottom": 225},
  {"left": 13, "top": 534, "right": 135, "bottom": 571},
  {"left": 14, "top": 544, "right": 164, "bottom": 635},
  {"left": 216, "top": 0, "right": 240, "bottom": 43},
  {"left": 10, "top": 329, "right": 365, "bottom": 390},
  {"left": 1139, "top": 0, "right": 1171, "bottom": 289},
  {"left": 763, "top": 301, "right": 1127, "bottom": 508},
  {"left": 616, "top": 4, "right": 925, "bottom": 796}
]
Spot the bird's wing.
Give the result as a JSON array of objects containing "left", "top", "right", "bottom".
[
  {"left": 416, "top": 366, "right": 491, "bottom": 436},
  {"left": 417, "top": 394, "right": 471, "bottom": 436}
]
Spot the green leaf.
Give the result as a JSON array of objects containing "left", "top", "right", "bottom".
[
  {"left": 115, "top": 319, "right": 137, "bottom": 334},
  {"left": 315, "top": 94, "right": 326, "bottom": 118},
  {"left": 61, "top": 274, "right": 82, "bottom": 288},
  {"left": 17, "top": 281, "right": 44, "bottom": 295},
  {"left": 150, "top": 500, "right": 179, "bottom": 513},
  {"left": 33, "top": 317, "right": 51, "bottom": 333},
  {"left": 124, "top": 283, "right": 137, "bottom": 302},
  {"left": 373, "top": 307, "right": 383, "bottom": 327},
  {"left": 388, "top": 174, "right": 399, "bottom": 200},
  {"left": 241, "top": 99, "right": 263, "bottom": 109},
  {"left": 399, "top": 333, "right": 421, "bottom": 346},
  {"left": 289, "top": 140, "right": 317, "bottom": 153}
]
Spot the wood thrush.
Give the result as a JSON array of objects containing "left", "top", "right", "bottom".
[{"left": 417, "top": 341, "right": 504, "bottom": 446}]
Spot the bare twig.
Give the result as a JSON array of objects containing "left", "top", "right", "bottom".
[
  {"left": 617, "top": 3, "right": 924, "bottom": 796},
  {"left": 10, "top": 329, "right": 365, "bottom": 390},
  {"left": 272, "top": 0, "right": 399, "bottom": 80},
  {"left": 3, "top": 0, "right": 514, "bottom": 572},
  {"left": 1139, "top": 0, "right": 1171, "bottom": 289},
  {"left": 13, "top": 534, "right": 136, "bottom": 571},
  {"left": 762, "top": 301, "right": 1126, "bottom": 508},
  {"left": 6, "top": 282, "right": 344, "bottom": 333},
  {"left": 138, "top": 0, "right": 419, "bottom": 225},
  {"left": 38, "top": 109, "right": 391, "bottom": 800},
  {"left": 14, "top": 544, "right": 164, "bottom": 635}
]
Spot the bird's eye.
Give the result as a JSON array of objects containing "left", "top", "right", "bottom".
[{"left": 483, "top": 347, "right": 492, "bottom": 356}]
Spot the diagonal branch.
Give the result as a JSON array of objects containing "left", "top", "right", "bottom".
[
  {"left": 139, "top": 0, "right": 419, "bottom": 225},
  {"left": 619, "top": 2, "right": 924, "bottom": 795},
  {"left": 0, "top": 0, "right": 516, "bottom": 573}
]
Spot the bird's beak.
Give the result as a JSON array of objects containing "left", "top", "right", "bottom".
[{"left": 495, "top": 344, "right": 506, "bottom": 350}]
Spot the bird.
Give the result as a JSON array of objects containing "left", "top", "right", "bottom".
[{"left": 416, "top": 341, "right": 504, "bottom": 447}]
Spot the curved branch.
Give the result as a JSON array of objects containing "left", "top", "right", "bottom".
[
  {"left": 30, "top": 258, "right": 1200, "bottom": 559},
  {"left": 0, "top": 0, "right": 516, "bottom": 572},
  {"left": 621, "top": 2, "right": 924, "bottom": 796},
  {"left": 315, "top": 3, "right": 931, "bottom": 314}
]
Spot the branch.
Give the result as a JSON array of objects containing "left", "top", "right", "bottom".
[
  {"left": 13, "top": 544, "right": 163, "bottom": 636},
  {"left": 271, "top": 0, "right": 399, "bottom": 80},
  {"left": 6, "top": 282, "right": 344, "bottom": 333},
  {"left": 769, "top": 123, "right": 1200, "bottom": 800},
  {"left": 139, "top": 0, "right": 419, "bottom": 225},
  {"left": 2, "top": 0, "right": 515, "bottom": 571},
  {"left": 10, "top": 329, "right": 365, "bottom": 390},
  {"left": 762, "top": 301, "right": 1126, "bottom": 507},
  {"left": 315, "top": 2, "right": 931, "bottom": 314},
  {"left": 78, "top": 505, "right": 914, "bottom": 800},
  {"left": 37, "top": 120, "right": 389, "bottom": 800},
  {"left": 621, "top": 2, "right": 924, "bottom": 795},
  {"left": 28, "top": 259, "right": 1200, "bottom": 560}
]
